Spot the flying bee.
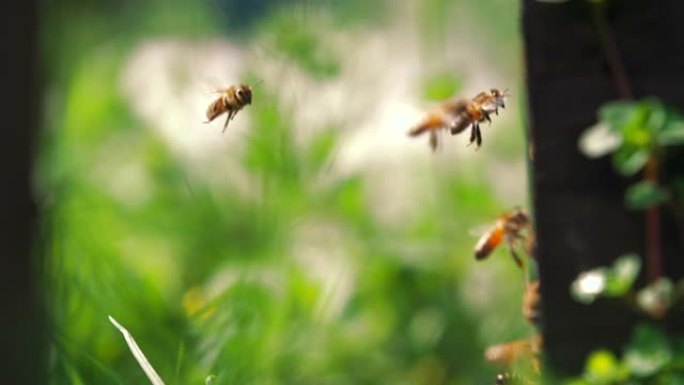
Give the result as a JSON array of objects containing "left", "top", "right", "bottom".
[
  {"left": 474, "top": 207, "right": 532, "bottom": 271},
  {"left": 522, "top": 280, "right": 541, "bottom": 327},
  {"left": 485, "top": 334, "right": 542, "bottom": 373},
  {"left": 407, "top": 88, "right": 508, "bottom": 151},
  {"left": 204, "top": 83, "right": 255, "bottom": 133}
]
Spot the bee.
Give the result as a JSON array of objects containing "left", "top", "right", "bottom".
[
  {"left": 522, "top": 280, "right": 541, "bottom": 327},
  {"left": 474, "top": 207, "right": 532, "bottom": 270},
  {"left": 204, "top": 83, "right": 253, "bottom": 133},
  {"left": 485, "top": 334, "right": 542, "bottom": 372},
  {"left": 407, "top": 88, "right": 508, "bottom": 151}
]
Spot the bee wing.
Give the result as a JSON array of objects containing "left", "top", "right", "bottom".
[
  {"left": 469, "top": 224, "right": 493, "bottom": 238},
  {"left": 199, "top": 77, "right": 227, "bottom": 96},
  {"left": 441, "top": 98, "right": 468, "bottom": 115},
  {"left": 485, "top": 337, "right": 538, "bottom": 366}
]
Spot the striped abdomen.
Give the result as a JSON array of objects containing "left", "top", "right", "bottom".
[
  {"left": 474, "top": 221, "right": 505, "bottom": 260},
  {"left": 205, "top": 95, "right": 229, "bottom": 122}
]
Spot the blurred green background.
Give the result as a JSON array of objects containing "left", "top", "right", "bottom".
[{"left": 38, "top": 0, "right": 531, "bottom": 384}]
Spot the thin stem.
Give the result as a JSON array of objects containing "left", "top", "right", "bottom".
[
  {"left": 591, "top": 4, "right": 634, "bottom": 100},
  {"left": 592, "top": 2, "right": 662, "bottom": 282}
]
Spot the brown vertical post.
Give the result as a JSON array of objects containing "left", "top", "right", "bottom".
[
  {"left": 522, "top": 0, "right": 684, "bottom": 375},
  {"left": 0, "top": 0, "right": 44, "bottom": 383}
]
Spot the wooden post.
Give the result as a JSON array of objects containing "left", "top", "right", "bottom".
[
  {"left": 0, "top": 0, "right": 44, "bottom": 383},
  {"left": 522, "top": 0, "right": 684, "bottom": 375}
]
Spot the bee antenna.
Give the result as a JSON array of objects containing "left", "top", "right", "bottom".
[{"left": 253, "top": 79, "right": 264, "bottom": 87}]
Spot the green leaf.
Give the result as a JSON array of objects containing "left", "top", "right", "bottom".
[
  {"left": 598, "top": 101, "right": 636, "bottom": 132},
  {"left": 636, "top": 278, "right": 673, "bottom": 319},
  {"left": 642, "top": 98, "right": 667, "bottom": 135},
  {"left": 604, "top": 254, "right": 641, "bottom": 296},
  {"left": 584, "top": 350, "right": 629, "bottom": 384},
  {"left": 620, "top": 102, "right": 657, "bottom": 146},
  {"left": 612, "top": 146, "right": 649, "bottom": 176},
  {"left": 624, "top": 324, "right": 672, "bottom": 377},
  {"left": 571, "top": 255, "right": 641, "bottom": 304},
  {"left": 657, "top": 121, "right": 684, "bottom": 146},
  {"left": 625, "top": 181, "right": 669, "bottom": 209}
]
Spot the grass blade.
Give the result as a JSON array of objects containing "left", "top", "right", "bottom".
[{"left": 108, "top": 315, "right": 166, "bottom": 385}]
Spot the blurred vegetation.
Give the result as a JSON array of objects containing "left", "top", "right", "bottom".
[
  {"left": 38, "top": 1, "right": 528, "bottom": 385},
  {"left": 579, "top": 99, "right": 684, "bottom": 210},
  {"left": 571, "top": 99, "right": 684, "bottom": 384},
  {"left": 567, "top": 255, "right": 684, "bottom": 384}
]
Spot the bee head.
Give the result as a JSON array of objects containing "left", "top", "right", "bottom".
[
  {"left": 489, "top": 88, "right": 509, "bottom": 109},
  {"left": 236, "top": 84, "right": 252, "bottom": 105}
]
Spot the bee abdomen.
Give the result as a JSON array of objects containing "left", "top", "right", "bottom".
[
  {"left": 205, "top": 98, "right": 227, "bottom": 122},
  {"left": 449, "top": 115, "right": 471, "bottom": 135},
  {"left": 474, "top": 227, "right": 504, "bottom": 260},
  {"left": 408, "top": 114, "right": 445, "bottom": 136}
]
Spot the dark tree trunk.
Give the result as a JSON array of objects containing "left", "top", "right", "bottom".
[{"left": 522, "top": 0, "right": 684, "bottom": 376}]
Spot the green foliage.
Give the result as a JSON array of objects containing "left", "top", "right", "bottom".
[
  {"left": 40, "top": 1, "right": 526, "bottom": 385},
  {"left": 569, "top": 255, "right": 684, "bottom": 384},
  {"left": 567, "top": 324, "right": 684, "bottom": 385},
  {"left": 421, "top": 72, "right": 463, "bottom": 102},
  {"left": 585, "top": 350, "right": 629, "bottom": 384},
  {"left": 625, "top": 181, "right": 669, "bottom": 210},
  {"left": 326, "top": 0, "right": 390, "bottom": 27},
  {"left": 579, "top": 98, "right": 684, "bottom": 213},
  {"left": 570, "top": 254, "right": 640, "bottom": 304},
  {"left": 569, "top": 253, "right": 684, "bottom": 320},
  {"left": 635, "top": 278, "right": 673, "bottom": 319},
  {"left": 417, "top": 0, "right": 458, "bottom": 46},
  {"left": 261, "top": 11, "right": 341, "bottom": 79},
  {"left": 580, "top": 99, "right": 684, "bottom": 175},
  {"left": 624, "top": 325, "right": 672, "bottom": 378}
]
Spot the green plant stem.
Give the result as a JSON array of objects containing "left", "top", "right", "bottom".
[{"left": 592, "top": 2, "right": 662, "bottom": 282}]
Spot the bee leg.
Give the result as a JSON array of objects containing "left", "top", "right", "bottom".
[
  {"left": 483, "top": 112, "right": 492, "bottom": 124},
  {"left": 429, "top": 130, "right": 439, "bottom": 152},
  {"left": 505, "top": 238, "right": 525, "bottom": 271},
  {"left": 475, "top": 125, "right": 483, "bottom": 148},
  {"left": 467, "top": 124, "right": 477, "bottom": 146},
  {"left": 222, "top": 111, "right": 235, "bottom": 133}
]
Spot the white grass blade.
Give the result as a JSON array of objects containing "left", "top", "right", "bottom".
[
  {"left": 205, "top": 374, "right": 216, "bottom": 385},
  {"left": 108, "top": 315, "right": 166, "bottom": 385}
]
